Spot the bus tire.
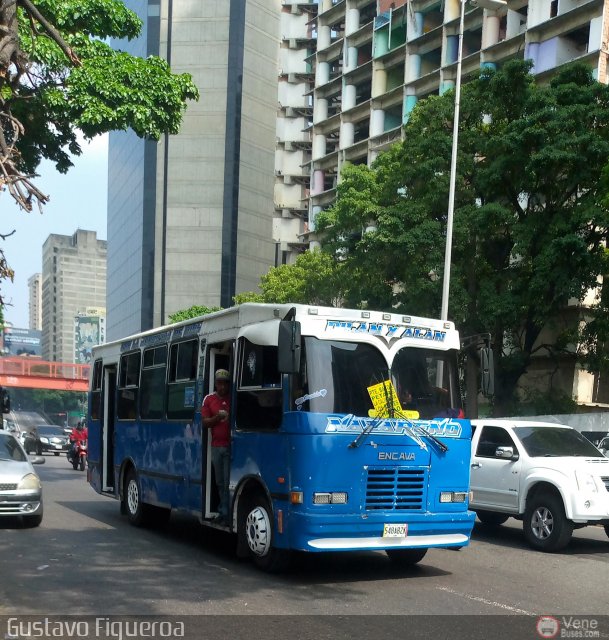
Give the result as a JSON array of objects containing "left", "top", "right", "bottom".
[
  {"left": 523, "top": 492, "right": 573, "bottom": 552},
  {"left": 475, "top": 510, "right": 509, "bottom": 526},
  {"left": 124, "top": 468, "right": 152, "bottom": 527},
  {"left": 385, "top": 548, "right": 428, "bottom": 566},
  {"left": 239, "top": 495, "right": 292, "bottom": 573}
]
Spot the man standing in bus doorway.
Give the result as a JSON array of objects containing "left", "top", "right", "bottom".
[{"left": 201, "top": 368, "right": 231, "bottom": 524}]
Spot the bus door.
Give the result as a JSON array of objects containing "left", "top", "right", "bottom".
[
  {"left": 202, "top": 343, "right": 232, "bottom": 520},
  {"left": 101, "top": 366, "right": 117, "bottom": 493}
]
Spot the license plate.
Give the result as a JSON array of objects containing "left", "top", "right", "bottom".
[
  {"left": 55, "top": 445, "right": 63, "bottom": 449},
  {"left": 383, "top": 523, "right": 408, "bottom": 538}
]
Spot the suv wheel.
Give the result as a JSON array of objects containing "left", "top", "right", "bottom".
[{"left": 523, "top": 492, "right": 573, "bottom": 552}]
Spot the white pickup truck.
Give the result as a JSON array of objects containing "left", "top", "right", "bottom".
[{"left": 469, "top": 419, "right": 609, "bottom": 551}]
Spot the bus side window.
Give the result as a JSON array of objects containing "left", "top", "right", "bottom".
[
  {"left": 117, "top": 351, "right": 141, "bottom": 420},
  {"left": 236, "top": 339, "right": 282, "bottom": 430},
  {"left": 167, "top": 339, "right": 198, "bottom": 420},
  {"left": 91, "top": 359, "right": 103, "bottom": 420},
  {"left": 140, "top": 345, "right": 167, "bottom": 420}
]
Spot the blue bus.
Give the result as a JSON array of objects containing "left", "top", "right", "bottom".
[{"left": 87, "top": 303, "right": 475, "bottom": 571}]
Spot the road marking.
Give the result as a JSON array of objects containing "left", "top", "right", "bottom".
[{"left": 436, "top": 586, "right": 535, "bottom": 615}]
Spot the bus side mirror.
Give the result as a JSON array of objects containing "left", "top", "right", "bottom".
[
  {"left": 278, "top": 320, "right": 301, "bottom": 374},
  {"left": 480, "top": 347, "right": 494, "bottom": 397},
  {"left": 1, "top": 388, "right": 10, "bottom": 414}
]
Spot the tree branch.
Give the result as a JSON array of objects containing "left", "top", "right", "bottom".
[{"left": 18, "top": 0, "right": 81, "bottom": 66}]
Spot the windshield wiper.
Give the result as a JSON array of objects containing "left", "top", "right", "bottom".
[
  {"left": 407, "top": 421, "right": 449, "bottom": 453},
  {"left": 349, "top": 417, "right": 382, "bottom": 449}
]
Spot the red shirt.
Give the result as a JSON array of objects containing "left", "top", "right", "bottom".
[
  {"left": 70, "top": 427, "right": 87, "bottom": 444},
  {"left": 201, "top": 392, "right": 230, "bottom": 447}
]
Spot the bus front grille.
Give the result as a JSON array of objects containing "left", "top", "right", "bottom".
[{"left": 365, "top": 467, "right": 426, "bottom": 511}]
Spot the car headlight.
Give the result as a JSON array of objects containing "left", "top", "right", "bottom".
[
  {"left": 39, "top": 437, "right": 49, "bottom": 443},
  {"left": 575, "top": 471, "right": 597, "bottom": 493},
  {"left": 18, "top": 473, "right": 41, "bottom": 491}
]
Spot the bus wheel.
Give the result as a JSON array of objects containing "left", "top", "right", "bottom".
[
  {"left": 386, "top": 548, "right": 428, "bottom": 566},
  {"left": 240, "top": 496, "right": 291, "bottom": 573},
  {"left": 124, "top": 468, "right": 151, "bottom": 527}
]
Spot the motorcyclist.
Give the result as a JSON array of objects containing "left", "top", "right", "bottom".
[{"left": 68, "top": 421, "right": 87, "bottom": 462}]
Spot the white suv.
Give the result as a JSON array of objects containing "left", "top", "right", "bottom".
[{"left": 470, "top": 419, "right": 609, "bottom": 551}]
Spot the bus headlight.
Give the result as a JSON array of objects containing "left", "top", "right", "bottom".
[
  {"left": 313, "top": 492, "right": 348, "bottom": 505},
  {"left": 440, "top": 491, "right": 467, "bottom": 503}
]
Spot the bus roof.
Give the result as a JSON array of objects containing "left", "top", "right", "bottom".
[{"left": 95, "top": 303, "right": 458, "bottom": 354}]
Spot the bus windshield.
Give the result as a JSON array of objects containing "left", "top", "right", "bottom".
[{"left": 292, "top": 338, "right": 460, "bottom": 419}]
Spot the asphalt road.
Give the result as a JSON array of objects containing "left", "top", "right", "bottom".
[{"left": 1, "top": 454, "right": 608, "bottom": 639}]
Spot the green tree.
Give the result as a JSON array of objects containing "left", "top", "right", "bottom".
[
  {"left": 236, "top": 249, "right": 344, "bottom": 306},
  {"left": 168, "top": 305, "right": 222, "bottom": 324},
  {"left": 8, "top": 388, "right": 85, "bottom": 420},
  {"left": 316, "top": 60, "right": 609, "bottom": 413},
  {"left": 0, "top": 1, "right": 199, "bottom": 303}
]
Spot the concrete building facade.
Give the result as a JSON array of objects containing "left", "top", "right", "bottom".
[
  {"left": 296, "top": 0, "right": 609, "bottom": 408},
  {"left": 303, "top": 0, "right": 608, "bottom": 236},
  {"left": 107, "top": 0, "right": 281, "bottom": 341},
  {"left": 27, "top": 273, "right": 42, "bottom": 331},
  {"left": 41, "top": 230, "right": 107, "bottom": 363}
]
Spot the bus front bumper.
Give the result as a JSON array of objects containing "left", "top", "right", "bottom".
[{"left": 284, "top": 510, "right": 475, "bottom": 552}]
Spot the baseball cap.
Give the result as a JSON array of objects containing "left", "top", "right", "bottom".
[{"left": 215, "top": 369, "right": 230, "bottom": 381}]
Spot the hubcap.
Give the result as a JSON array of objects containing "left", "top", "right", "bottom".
[
  {"left": 531, "top": 506, "right": 554, "bottom": 540},
  {"left": 245, "top": 506, "right": 271, "bottom": 557},
  {"left": 127, "top": 479, "right": 139, "bottom": 515}
]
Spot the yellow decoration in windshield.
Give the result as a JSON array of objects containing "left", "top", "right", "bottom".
[{"left": 367, "top": 380, "right": 419, "bottom": 420}]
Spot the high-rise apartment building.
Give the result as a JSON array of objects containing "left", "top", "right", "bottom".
[
  {"left": 41, "top": 230, "right": 107, "bottom": 363},
  {"left": 286, "top": 0, "right": 609, "bottom": 258},
  {"left": 106, "top": 0, "right": 281, "bottom": 341},
  {"left": 105, "top": 0, "right": 608, "bottom": 340},
  {"left": 294, "top": 0, "right": 609, "bottom": 406},
  {"left": 27, "top": 273, "right": 42, "bottom": 331}
]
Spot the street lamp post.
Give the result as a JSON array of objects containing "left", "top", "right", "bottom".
[{"left": 440, "top": 0, "right": 507, "bottom": 321}]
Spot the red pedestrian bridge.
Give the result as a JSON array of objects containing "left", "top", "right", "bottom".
[{"left": 0, "top": 357, "right": 90, "bottom": 392}]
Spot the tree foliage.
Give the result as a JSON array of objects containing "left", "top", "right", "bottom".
[
  {"left": 0, "top": 0, "right": 199, "bottom": 211},
  {"left": 168, "top": 305, "right": 221, "bottom": 324},
  {"left": 314, "top": 60, "right": 609, "bottom": 410},
  {"left": 236, "top": 249, "right": 345, "bottom": 306},
  {"left": 0, "top": 0, "right": 198, "bottom": 307}
]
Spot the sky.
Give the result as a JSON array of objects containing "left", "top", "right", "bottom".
[{"left": 2, "top": 134, "right": 109, "bottom": 330}]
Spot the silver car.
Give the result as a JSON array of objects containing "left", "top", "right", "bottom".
[{"left": 0, "top": 429, "right": 44, "bottom": 527}]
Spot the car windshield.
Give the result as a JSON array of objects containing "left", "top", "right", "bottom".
[
  {"left": 514, "top": 426, "right": 605, "bottom": 458},
  {"left": 36, "top": 426, "right": 64, "bottom": 436},
  {"left": 0, "top": 433, "right": 27, "bottom": 462}
]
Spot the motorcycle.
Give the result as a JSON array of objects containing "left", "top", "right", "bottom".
[{"left": 68, "top": 439, "right": 87, "bottom": 471}]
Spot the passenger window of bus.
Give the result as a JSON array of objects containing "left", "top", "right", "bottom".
[
  {"left": 91, "top": 359, "right": 103, "bottom": 420},
  {"left": 117, "top": 351, "right": 141, "bottom": 420},
  {"left": 167, "top": 339, "right": 198, "bottom": 420},
  {"left": 236, "top": 339, "right": 282, "bottom": 430},
  {"left": 140, "top": 345, "right": 167, "bottom": 420}
]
